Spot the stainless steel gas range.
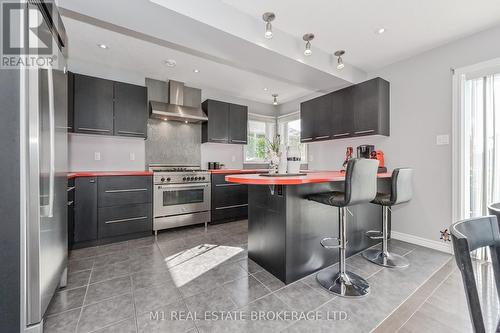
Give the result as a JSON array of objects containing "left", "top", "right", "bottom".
[{"left": 149, "top": 164, "right": 211, "bottom": 234}]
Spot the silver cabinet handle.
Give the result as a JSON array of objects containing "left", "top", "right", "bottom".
[
  {"left": 67, "top": 186, "right": 75, "bottom": 192},
  {"left": 301, "top": 137, "right": 313, "bottom": 141},
  {"left": 231, "top": 139, "right": 247, "bottom": 143},
  {"left": 333, "top": 133, "right": 350, "bottom": 137},
  {"left": 315, "top": 135, "right": 330, "bottom": 140},
  {"left": 215, "top": 204, "right": 248, "bottom": 210},
  {"left": 211, "top": 138, "right": 227, "bottom": 141},
  {"left": 355, "top": 129, "right": 375, "bottom": 134},
  {"left": 118, "top": 130, "right": 145, "bottom": 136},
  {"left": 215, "top": 183, "right": 243, "bottom": 187},
  {"left": 105, "top": 216, "right": 148, "bottom": 224},
  {"left": 77, "top": 127, "right": 110, "bottom": 132},
  {"left": 67, "top": 201, "right": 74, "bottom": 206},
  {"left": 105, "top": 188, "right": 148, "bottom": 193}
]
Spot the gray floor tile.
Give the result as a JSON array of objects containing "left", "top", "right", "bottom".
[
  {"left": 69, "top": 258, "right": 94, "bottom": 273},
  {"left": 69, "top": 247, "right": 98, "bottom": 260},
  {"left": 128, "top": 255, "right": 167, "bottom": 273},
  {"left": 345, "top": 254, "right": 384, "bottom": 277},
  {"left": 131, "top": 268, "right": 174, "bottom": 291},
  {"left": 43, "top": 308, "right": 81, "bottom": 333},
  {"left": 136, "top": 299, "right": 196, "bottom": 333},
  {"left": 274, "top": 280, "right": 331, "bottom": 312},
  {"left": 85, "top": 276, "right": 132, "bottom": 305},
  {"left": 252, "top": 270, "right": 285, "bottom": 292},
  {"left": 133, "top": 284, "right": 182, "bottom": 315},
  {"left": 90, "top": 260, "right": 131, "bottom": 284},
  {"left": 237, "top": 258, "right": 264, "bottom": 274},
  {"left": 65, "top": 269, "right": 91, "bottom": 290},
  {"left": 222, "top": 275, "right": 271, "bottom": 308},
  {"left": 46, "top": 286, "right": 86, "bottom": 315},
  {"left": 128, "top": 236, "right": 156, "bottom": 249},
  {"left": 93, "top": 252, "right": 130, "bottom": 268},
  {"left": 184, "top": 285, "right": 237, "bottom": 317},
  {"left": 239, "top": 294, "right": 294, "bottom": 332},
  {"left": 77, "top": 294, "right": 135, "bottom": 333},
  {"left": 97, "top": 241, "right": 130, "bottom": 256},
  {"left": 92, "top": 318, "right": 137, "bottom": 333}
]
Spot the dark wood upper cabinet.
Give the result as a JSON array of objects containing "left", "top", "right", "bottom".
[
  {"left": 229, "top": 103, "right": 248, "bottom": 144},
  {"left": 352, "top": 77, "right": 389, "bottom": 136},
  {"left": 300, "top": 77, "right": 389, "bottom": 142},
  {"left": 73, "top": 74, "right": 114, "bottom": 135},
  {"left": 202, "top": 99, "right": 248, "bottom": 144},
  {"left": 113, "top": 82, "right": 148, "bottom": 138}
]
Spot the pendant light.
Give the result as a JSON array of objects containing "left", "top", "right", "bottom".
[
  {"left": 334, "top": 50, "right": 345, "bottom": 70},
  {"left": 272, "top": 94, "right": 279, "bottom": 105},
  {"left": 262, "top": 12, "right": 275, "bottom": 39},
  {"left": 303, "top": 33, "right": 314, "bottom": 56}
]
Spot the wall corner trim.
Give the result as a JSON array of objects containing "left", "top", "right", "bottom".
[{"left": 392, "top": 231, "right": 453, "bottom": 254}]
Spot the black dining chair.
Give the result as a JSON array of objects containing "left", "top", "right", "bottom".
[{"left": 450, "top": 215, "right": 500, "bottom": 333}]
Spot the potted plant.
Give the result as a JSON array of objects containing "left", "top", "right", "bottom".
[{"left": 266, "top": 135, "right": 281, "bottom": 174}]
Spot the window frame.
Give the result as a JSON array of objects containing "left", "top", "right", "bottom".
[{"left": 244, "top": 113, "right": 276, "bottom": 164}]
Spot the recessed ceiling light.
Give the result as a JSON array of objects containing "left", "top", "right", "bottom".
[
  {"left": 263, "top": 88, "right": 268, "bottom": 91},
  {"left": 163, "top": 59, "right": 177, "bottom": 67},
  {"left": 184, "top": 120, "right": 188, "bottom": 124},
  {"left": 164, "top": 118, "right": 168, "bottom": 121},
  {"left": 193, "top": 69, "right": 200, "bottom": 73},
  {"left": 376, "top": 27, "right": 386, "bottom": 34},
  {"left": 97, "top": 43, "right": 109, "bottom": 49}
]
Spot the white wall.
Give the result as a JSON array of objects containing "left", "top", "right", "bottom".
[
  {"left": 69, "top": 134, "right": 146, "bottom": 171},
  {"left": 307, "top": 25, "right": 500, "bottom": 242},
  {"left": 200, "top": 143, "right": 244, "bottom": 169}
]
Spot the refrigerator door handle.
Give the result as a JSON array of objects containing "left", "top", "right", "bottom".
[{"left": 41, "top": 68, "right": 55, "bottom": 218}]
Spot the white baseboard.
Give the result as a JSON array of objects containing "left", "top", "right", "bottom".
[{"left": 391, "top": 231, "right": 453, "bottom": 254}]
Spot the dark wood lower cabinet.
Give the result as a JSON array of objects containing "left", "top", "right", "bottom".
[
  {"left": 70, "top": 175, "right": 152, "bottom": 249},
  {"left": 211, "top": 173, "right": 249, "bottom": 223}
]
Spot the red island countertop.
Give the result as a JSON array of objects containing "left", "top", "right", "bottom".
[
  {"left": 209, "top": 169, "right": 268, "bottom": 174},
  {"left": 226, "top": 171, "right": 392, "bottom": 185},
  {"left": 68, "top": 171, "right": 152, "bottom": 179}
]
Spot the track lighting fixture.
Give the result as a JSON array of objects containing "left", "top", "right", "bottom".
[
  {"left": 262, "top": 12, "right": 275, "bottom": 39},
  {"left": 272, "top": 94, "right": 279, "bottom": 105},
  {"left": 303, "top": 33, "right": 314, "bottom": 56},
  {"left": 334, "top": 50, "right": 345, "bottom": 70}
]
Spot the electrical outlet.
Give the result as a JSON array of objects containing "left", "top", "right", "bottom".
[
  {"left": 436, "top": 134, "right": 449, "bottom": 145},
  {"left": 130, "top": 152, "right": 136, "bottom": 161},
  {"left": 231, "top": 155, "right": 236, "bottom": 162},
  {"left": 94, "top": 152, "right": 101, "bottom": 161}
]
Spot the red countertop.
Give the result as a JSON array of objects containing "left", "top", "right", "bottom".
[
  {"left": 226, "top": 171, "right": 392, "bottom": 185},
  {"left": 68, "top": 171, "right": 152, "bottom": 179},
  {"left": 209, "top": 169, "right": 268, "bottom": 174}
]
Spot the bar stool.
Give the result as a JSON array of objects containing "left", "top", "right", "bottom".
[
  {"left": 363, "top": 168, "right": 413, "bottom": 268},
  {"left": 308, "top": 158, "right": 379, "bottom": 297}
]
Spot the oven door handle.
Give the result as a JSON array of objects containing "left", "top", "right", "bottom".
[{"left": 156, "top": 183, "right": 210, "bottom": 190}]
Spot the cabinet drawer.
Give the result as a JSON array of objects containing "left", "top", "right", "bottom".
[
  {"left": 212, "top": 204, "right": 248, "bottom": 222},
  {"left": 98, "top": 203, "right": 152, "bottom": 238},
  {"left": 98, "top": 176, "right": 152, "bottom": 207},
  {"left": 213, "top": 184, "right": 248, "bottom": 208}
]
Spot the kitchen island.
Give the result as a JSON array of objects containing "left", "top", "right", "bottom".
[{"left": 226, "top": 171, "right": 392, "bottom": 284}]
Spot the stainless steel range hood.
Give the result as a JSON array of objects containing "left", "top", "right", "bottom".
[{"left": 149, "top": 80, "right": 208, "bottom": 123}]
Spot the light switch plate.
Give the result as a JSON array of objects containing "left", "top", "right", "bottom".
[
  {"left": 94, "top": 152, "right": 101, "bottom": 161},
  {"left": 436, "top": 134, "right": 450, "bottom": 145}
]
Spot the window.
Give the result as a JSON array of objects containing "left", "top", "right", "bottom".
[
  {"left": 244, "top": 115, "right": 276, "bottom": 163},
  {"left": 278, "top": 113, "right": 307, "bottom": 162}
]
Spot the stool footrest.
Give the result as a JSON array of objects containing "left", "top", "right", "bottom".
[
  {"left": 320, "top": 237, "right": 342, "bottom": 249},
  {"left": 365, "top": 230, "right": 383, "bottom": 240}
]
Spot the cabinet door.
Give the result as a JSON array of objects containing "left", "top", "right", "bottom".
[
  {"left": 203, "top": 100, "right": 229, "bottom": 143},
  {"left": 74, "top": 74, "right": 114, "bottom": 135},
  {"left": 228, "top": 103, "right": 248, "bottom": 144},
  {"left": 74, "top": 177, "right": 98, "bottom": 243},
  {"left": 313, "top": 94, "right": 333, "bottom": 141},
  {"left": 300, "top": 100, "right": 315, "bottom": 143},
  {"left": 331, "top": 87, "right": 353, "bottom": 139},
  {"left": 67, "top": 71, "right": 74, "bottom": 132},
  {"left": 352, "top": 78, "right": 389, "bottom": 136},
  {"left": 114, "top": 82, "right": 148, "bottom": 138}
]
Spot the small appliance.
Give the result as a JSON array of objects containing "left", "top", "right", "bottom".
[{"left": 356, "top": 145, "right": 375, "bottom": 159}]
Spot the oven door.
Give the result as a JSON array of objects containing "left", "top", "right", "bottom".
[{"left": 154, "top": 183, "right": 210, "bottom": 217}]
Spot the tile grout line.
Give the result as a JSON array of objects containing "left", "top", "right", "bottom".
[
  {"left": 74, "top": 258, "right": 93, "bottom": 333},
  {"left": 130, "top": 275, "right": 140, "bottom": 333}
]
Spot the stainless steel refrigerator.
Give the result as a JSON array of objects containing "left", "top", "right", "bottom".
[{"left": 21, "top": 1, "right": 68, "bottom": 331}]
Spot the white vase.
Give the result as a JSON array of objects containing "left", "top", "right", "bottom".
[{"left": 278, "top": 145, "right": 288, "bottom": 174}]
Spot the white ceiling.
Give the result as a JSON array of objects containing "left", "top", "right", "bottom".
[
  {"left": 221, "top": 0, "right": 500, "bottom": 71},
  {"left": 63, "top": 17, "right": 314, "bottom": 104}
]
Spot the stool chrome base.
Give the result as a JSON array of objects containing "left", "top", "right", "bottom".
[
  {"left": 317, "top": 270, "right": 370, "bottom": 298},
  {"left": 362, "top": 249, "right": 409, "bottom": 268}
]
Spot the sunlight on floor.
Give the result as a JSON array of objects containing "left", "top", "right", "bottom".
[{"left": 165, "top": 244, "right": 245, "bottom": 287}]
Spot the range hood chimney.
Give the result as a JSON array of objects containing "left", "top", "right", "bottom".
[{"left": 149, "top": 80, "right": 208, "bottom": 123}]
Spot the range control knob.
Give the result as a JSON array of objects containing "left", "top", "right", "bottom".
[
  {"left": 182, "top": 177, "right": 186, "bottom": 181},
  {"left": 194, "top": 177, "right": 199, "bottom": 181},
  {"left": 166, "top": 177, "right": 171, "bottom": 182},
  {"left": 202, "top": 177, "right": 206, "bottom": 180},
  {"left": 190, "top": 177, "right": 195, "bottom": 181},
  {"left": 160, "top": 177, "right": 165, "bottom": 182}
]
